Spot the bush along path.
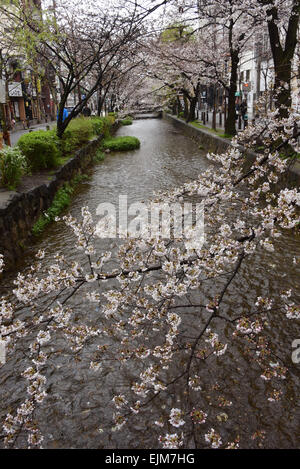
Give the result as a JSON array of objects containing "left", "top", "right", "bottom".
[
  {"left": 28, "top": 118, "right": 122, "bottom": 237},
  {"left": 0, "top": 146, "right": 27, "bottom": 190},
  {"left": 0, "top": 116, "right": 124, "bottom": 269},
  {"left": 30, "top": 126, "right": 141, "bottom": 237},
  {"left": 0, "top": 114, "right": 116, "bottom": 191},
  {"left": 0, "top": 113, "right": 141, "bottom": 193},
  {"left": 15, "top": 114, "right": 116, "bottom": 176}
]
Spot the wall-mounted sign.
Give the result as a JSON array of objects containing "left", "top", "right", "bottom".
[
  {"left": 242, "top": 82, "right": 251, "bottom": 92},
  {"left": 0, "top": 79, "right": 6, "bottom": 104},
  {"left": 8, "top": 82, "right": 23, "bottom": 98}
]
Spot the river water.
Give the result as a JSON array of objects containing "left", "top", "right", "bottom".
[{"left": 0, "top": 118, "right": 299, "bottom": 449}]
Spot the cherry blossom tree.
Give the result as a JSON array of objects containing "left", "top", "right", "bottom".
[
  {"left": 255, "top": 0, "right": 300, "bottom": 117},
  {"left": 0, "top": 0, "right": 300, "bottom": 451},
  {"left": 157, "top": 0, "right": 299, "bottom": 132},
  {"left": 0, "top": 102, "right": 299, "bottom": 448},
  {"left": 0, "top": 0, "right": 169, "bottom": 137},
  {"left": 158, "top": 1, "right": 260, "bottom": 133},
  {"left": 144, "top": 26, "right": 215, "bottom": 122}
]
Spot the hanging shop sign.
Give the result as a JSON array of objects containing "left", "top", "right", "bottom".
[
  {"left": 8, "top": 82, "right": 23, "bottom": 98},
  {"left": 0, "top": 79, "right": 6, "bottom": 103},
  {"left": 36, "top": 78, "right": 41, "bottom": 94}
]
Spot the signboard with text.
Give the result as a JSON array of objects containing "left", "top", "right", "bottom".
[
  {"left": 0, "top": 79, "right": 6, "bottom": 104},
  {"left": 8, "top": 82, "right": 23, "bottom": 98}
]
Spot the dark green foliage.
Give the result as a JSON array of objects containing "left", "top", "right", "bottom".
[
  {"left": 93, "top": 149, "right": 106, "bottom": 162},
  {"left": 121, "top": 118, "right": 133, "bottom": 126},
  {"left": 72, "top": 173, "right": 90, "bottom": 184},
  {"left": 0, "top": 145, "right": 27, "bottom": 189},
  {"left": 219, "top": 133, "right": 233, "bottom": 139},
  {"left": 13, "top": 114, "right": 116, "bottom": 190},
  {"left": 32, "top": 183, "right": 74, "bottom": 236},
  {"left": 91, "top": 116, "right": 115, "bottom": 138},
  {"left": 102, "top": 136, "right": 140, "bottom": 152},
  {"left": 18, "top": 130, "right": 60, "bottom": 171},
  {"left": 60, "top": 117, "right": 94, "bottom": 156},
  {"left": 91, "top": 117, "right": 105, "bottom": 135}
]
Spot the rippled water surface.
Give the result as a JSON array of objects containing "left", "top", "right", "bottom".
[{"left": 1, "top": 118, "right": 299, "bottom": 449}]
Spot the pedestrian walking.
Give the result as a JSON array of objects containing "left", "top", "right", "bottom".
[
  {"left": 82, "top": 106, "right": 91, "bottom": 117},
  {"left": 57, "top": 107, "right": 69, "bottom": 122},
  {"left": 241, "top": 100, "right": 248, "bottom": 128}
]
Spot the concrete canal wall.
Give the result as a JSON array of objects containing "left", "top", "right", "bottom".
[{"left": 164, "top": 113, "right": 300, "bottom": 180}]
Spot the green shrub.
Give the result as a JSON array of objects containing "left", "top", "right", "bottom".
[
  {"left": 93, "top": 149, "right": 106, "bottom": 162},
  {"left": 18, "top": 130, "right": 60, "bottom": 171},
  {"left": 91, "top": 117, "right": 104, "bottom": 135},
  {"left": 0, "top": 145, "right": 27, "bottom": 189},
  {"left": 121, "top": 118, "right": 133, "bottom": 126},
  {"left": 72, "top": 173, "right": 90, "bottom": 184},
  {"left": 219, "top": 133, "right": 233, "bottom": 139},
  {"left": 108, "top": 111, "right": 118, "bottom": 119},
  {"left": 102, "top": 136, "right": 140, "bottom": 152},
  {"left": 61, "top": 117, "right": 94, "bottom": 155},
  {"left": 90, "top": 116, "right": 115, "bottom": 138},
  {"left": 32, "top": 183, "right": 74, "bottom": 236},
  {"left": 105, "top": 114, "right": 116, "bottom": 131}
]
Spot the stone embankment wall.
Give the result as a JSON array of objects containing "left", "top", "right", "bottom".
[
  {"left": 0, "top": 123, "right": 119, "bottom": 270},
  {"left": 164, "top": 113, "right": 300, "bottom": 181}
]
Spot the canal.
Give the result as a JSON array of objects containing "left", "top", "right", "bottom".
[{"left": 0, "top": 118, "right": 299, "bottom": 448}]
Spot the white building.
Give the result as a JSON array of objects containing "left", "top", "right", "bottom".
[
  {"left": 238, "top": 28, "right": 300, "bottom": 122},
  {"left": 238, "top": 33, "right": 274, "bottom": 122}
]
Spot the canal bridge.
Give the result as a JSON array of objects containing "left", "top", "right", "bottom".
[{"left": 123, "top": 107, "right": 163, "bottom": 120}]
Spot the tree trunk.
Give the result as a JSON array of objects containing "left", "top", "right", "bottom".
[
  {"left": 274, "top": 64, "right": 292, "bottom": 117},
  {"left": 186, "top": 96, "right": 197, "bottom": 123},
  {"left": 225, "top": 50, "right": 239, "bottom": 136},
  {"left": 265, "top": 0, "right": 300, "bottom": 118},
  {"left": 183, "top": 95, "right": 189, "bottom": 119},
  {"left": 97, "top": 95, "right": 105, "bottom": 116},
  {"left": 176, "top": 95, "right": 182, "bottom": 116}
]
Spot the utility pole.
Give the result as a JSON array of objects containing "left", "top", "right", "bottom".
[
  {"left": 255, "top": 35, "right": 262, "bottom": 123},
  {"left": 212, "top": 9, "right": 217, "bottom": 131},
  {"left": 0, "top": 49, "right": 5, "bottom": 148},
  {"left": 0, "top": 48, "right": 11, "bottom": 146}
]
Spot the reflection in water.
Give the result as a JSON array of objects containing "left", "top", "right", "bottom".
[{"left": 0, "top": 119, "right": 300, "bottom": 448}]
